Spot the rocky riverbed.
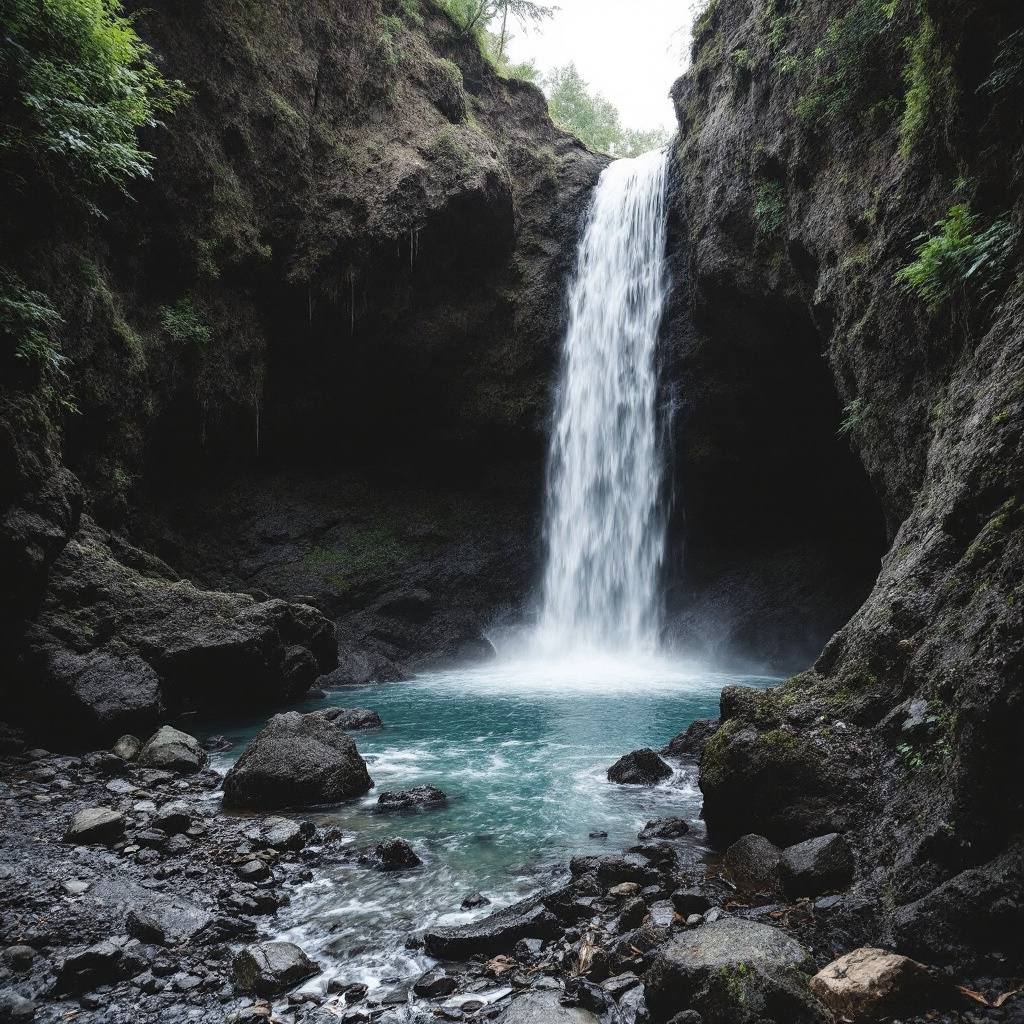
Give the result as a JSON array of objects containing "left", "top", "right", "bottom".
[{"left": 2, "top": 713, "right": 1022, "bottom": 1024}]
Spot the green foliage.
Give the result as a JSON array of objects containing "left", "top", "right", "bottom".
[
  {"left": 897, "top": 700, "right": 956, "bottom": 772},
  {"left": 545, "top": 63, "right": 667, "bottom": 157},
  {"left": 304, "top": 527, "right": 408, "bottom": 586},
  {"left": 438, "top": 0, "right": 553, "bottom": 60},
  {"left": 0, "top": 270, "right": 76, "bottom": 413},
  {"left": 396, "top": 0, "right": 423, "bottom": 25},
  {"left": 896, "top": 204, "right": 1019, "bottom": 313},
  {"left": 898, "top": 14, "right": 955, "bottom": 159},
  {"left": 796, "top": 0, "right": 897, "bottom": 123},
  {"left": 731, "top": 47, "right": 754, "bottom": 84},
  {"left": 981, "top": 28, "right": 1024, "bottom": 94},
  {"left": 838, "top": 396, "right": 872, "bottom": 436},
  {"left": 0, "top": 0, "right": 185, "bottom": 204},
  {"left": 754, "top": 181, "right": 786, "bottom": 236},
  {"left": 159, "top": 297, "right": 213, "bottom": 347}
]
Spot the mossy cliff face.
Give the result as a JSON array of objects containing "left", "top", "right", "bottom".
[
  {"left": 0, "top": 0, "right": 605, "bottom": 734},
  {"left": 675, "top": 0, "right": 1024, "bottom": 968}
]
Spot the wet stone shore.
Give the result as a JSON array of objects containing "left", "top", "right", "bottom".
[{"left": 1, "top": 729, "right": 1022, "bottom": 1024}]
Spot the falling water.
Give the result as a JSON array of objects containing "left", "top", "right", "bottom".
[{"left": 538, "top": 148, "right": 670, "bottom": 653}]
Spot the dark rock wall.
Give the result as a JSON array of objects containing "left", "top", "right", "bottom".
[{"left": 674, "top": 0, "right": 1024, "bottom": 968}]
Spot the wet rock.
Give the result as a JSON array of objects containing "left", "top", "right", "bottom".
[
  {"left": 646, "top": 919, "right": 827, "bottom": 1024},
  {"left": 321, "top": 707, "right": 383, "bottom": 731},
  {"left": 0, "top": 990, "right": 35, "bottom": 1022},
  {"left": 637, "top": 817, "right": 690, "bottom": 842},
  {"left": 413, "top": 967, "right": 459, "bottom": 998},
  {"left": 1, "top": 947, "right": 35, "bottom": 973},
  {"left": 607, "top": 749, "right": 672, "bottom": 786},
  {"left": 135, "top": 828, "right": 168, "bottom": 848},
  {"left": 232, "top": 941, "right": 320, "bottom": 996},
  {"left": 723, "top": 834, "right": 781, "bottom": 893},
  {"left": 64, "top": 807, "right": 125, "bottom": 846},
  {"left": 425, "top": 895, "right": 562, "bottom": 960},
  {"left": 237, "top": 859, "right": 272, "bottom": 882},
  {"left": 376, "top": 785, "right": 447, "bottom": 811},
  {"left": 112, "top": 734, "right": 143, "bottom": 761},
  {"left": 260, "top": 816, "right": 307, "bottom": 852},
  {"left": 222, "top": 710, "right": 372, "bottom": 810},
  {"left": 617, "top": 898, "right": 647, "bottom": 931},
  {"left": 126, "top": 895, "right": 212, "bottom": 944},
  {"left": 671, "top": 890, "right": 712, "bottom": 918},
  {"left": 56, "top": 939, "right": 130, "bottom": 992},
  {"left": 601, "top": 972, "right": 641, "bottom": 999},
  {"left": 497, "top": 992, "right": 603, "bottom": 1023},
  {"left": 152, "top": 800, "right": 192, "bottom": 835},
  {"left": 661, "top": 719, "right": 720, "bottom": 762},
  {"left": 461, "top": 892, "right": 491, "bottom": 910},
  {"left": 138, "top": 726, "right": 208, "bottom": 774},
  {"left": 203, "top": 734, "right": 234, "bottom": 752},
  {"left": 648, "top": 901, "right": 677, "bottom": 929},
  {"left": 779, "top": 833, "right": 853, "bottom": 898},
  {"left": 810, "top": 948, "right": 952, "bottom": 1022},
  {"left": 370, "top": 838, "right": 422, "bottom": 871},
  {"left": 609, "top": 882, "right": 640, "bottom": 899},
  {"left": 595, "top": 855, "right": 660, "bottom": 888}
]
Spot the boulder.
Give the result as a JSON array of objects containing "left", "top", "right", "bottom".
[
  {"left": 260, "top": 817, "right": 308, "bottom": 852},
  {"left": 779, "top": 833, "right": 854, "bottom": 898},
  {"left": 152, "top": 800, "right": 192, "bottom": 835},
  {"left": 126, "top": 895, "right": 212, "bottom": 945},
  {"left": 321, "top": 707, "right": 383, "bottom": 731},
  {"left": 413, "top": 967, "right": 458, "bottom": 998},
  {"left": 810, "top": 948, "right": 952, "bottom": 1021},
  {"left": 376, "top": 785, "right": 447, "bottom": 811},
  {"left": 111, "top": 734, "right": 142, "bottom": 761},
  {"left": 724, "top": 834, "right": 782, "bottom": 893},
  {"left": 608, "top": 749, "right": 673, "bottom": 786},
  {"left": 662, "top": 719, "right": 720, "bottom": 762},
  {"left": 0, "top": 990, "right": 35, "bottom": 1022},
  {"left": 222, "top": 710, "right": 373, "bottom": 810},
  {"left": 1, "top": 947, "right": 35, "bottom": 973},
  {"left": 595, "top": 855, "right": 661, "bottom": 888},
  {"left": 497, "top": 992, "right": 604, "bottom": 1023},
  {"left": 138, "top": 726, "right": 207, "bottom": 774},
  {"left": 425, "top": 895, "right": 562, "bottom": 960},
  {"left": 370, "top": 838, "right": 421, "bottom": 871},
  {"left": 671, "top": 889, "right": 713, "bottom": 918},
  {"left": 638, "top": 817, "right": 690, "bottom": 842},
  {"left": 64, "top": 808, "right": 125, "bottom": 846},
  {"left": 233, "top": 941, "right": 320, "bottom": 996},
  {"left": 645, "top": 919, "right": 828, "bottom": 1024},
  {"left": 56, "top": 940, "right": 132, "bottom": 992}
]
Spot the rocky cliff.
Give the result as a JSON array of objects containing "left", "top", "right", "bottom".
[
  {"left": 0, "top": 0, "right": 605, "bottom": 742},
  {"left": 674, "top": 0, "right": 1023, "bottom": 969}
]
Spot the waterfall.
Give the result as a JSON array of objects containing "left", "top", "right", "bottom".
[{"left": 538, "top": 148, "right": 670, "bottom": 654}]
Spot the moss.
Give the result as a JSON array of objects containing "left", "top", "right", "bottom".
[
  {"left": 898, "top": 14, "right": 957, "bottom": 160},
  {"left": 963, "top": 498, "right": 1019, "bottom": 567}
]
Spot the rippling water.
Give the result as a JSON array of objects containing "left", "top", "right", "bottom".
[{"left": 206, "top": 653, "right": 775, "bottom": 993}]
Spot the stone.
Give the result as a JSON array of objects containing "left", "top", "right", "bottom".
[
  {"left": 152, "top": 800, "right": 192, "bottom": 835},
  {"left": 617, "top": 898, "right": 647, "bottom": 931},
  {"left": 661, "top": 719, "right": 720, "bottom": 762},
  {"left": 371, "top": 838, "right": 421, "bottom": 871},
  {"left": 425, "top": 895, "right": 562, "bottom": 960},
  {"left": 413, "top": 967, "right": 459, "bottom": 998},
  {"left": 238, "top": 859, "right": 272, "bottom": 882},
  {"left": 222, "top": 710, "right": 372, "bottom": 810},
  {"left": 645, "top": 918, "right": 827, "bottom": 1024},
  {"left": 595, "top": 855, "right": 660, "bottom": 888},
  {"left": 637, "top": 817, "right": 690, "bottom": 842},
  {"left": 809, "top": 948, "right": 952, "bottom": 1022},
  {"left": 260, "top": 816, "right": 306, "bottom": 851},
  {"left": 601, "top": 972, "right": 641, "bottom": 998},
  {"left": 461, "top": 892, "right": 491, "bottom": 910},
  {"left": 112, "top": 734, "right": 143, "bottom": 761},
  {"left": 64, "top": 807, "right": 125, "bottom": 846},
  {"left": 671, "top": 890, "right": 712, "bottom": 918},
  {"left": 376, "top": 785, "right": 447, "bottom": 811},
  {"left": 497, "top": 992, "right": 603, "bottom": 1023},
  {"left": 609, "top": 882, "right": 640, "bottom": 899},
  {"left": 62, "top": 879, "right": 90, "bottom": 896},
  {"left": 0, "top": 990, "right": 35, "bottom": 1022},
  {"left": 1, "top": 947, "right": 35, "bottom": 973},
  {"left": 607, "top": 749, "right": 673, "bottom": 786},
  {"left": 126, "top": 896, "right": 212, "bottom": 945},
  {"left": 56, "top": 940, "right": 129, "bottom": 992},
  {"left": 232, "top": 942, "right": 320, "bottom": 997},
  {"left": 321, "top": 707, "right": 383, "bottom": 731},
  {"left": 138, "top": 726, "right": 208, "bottom": 775},
  {"left": 723, "top": 834, "right": 781, "bottom": 893},
  {"left": 779, "top": 833, "right": 854, "bottom": 898}
]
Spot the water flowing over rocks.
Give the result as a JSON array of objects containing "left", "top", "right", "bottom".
[
  {"left": 607, "top": 750, "right": 673, "bottom": 786},
  {"left": 222, "top": 710, "right": 373, "bottom": 810}
]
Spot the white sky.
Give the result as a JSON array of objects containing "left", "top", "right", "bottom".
[{"left": 503, "top": 0, "right": 696, "bottom": 132}]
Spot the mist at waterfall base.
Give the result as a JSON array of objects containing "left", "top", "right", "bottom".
[{"left": 203, "top": 153, "right": 777, "bottom": 994}]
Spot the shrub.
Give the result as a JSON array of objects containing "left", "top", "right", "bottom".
[
  {"left": 0, "top": 0, "right": 185, "bottom": 203},
  {"left": 898, "top": 14, "right": 956, "bottom": 159},
  {"left": 159, "top": 297, "right": 213, "bottom": 346},
  {"left": 896, "top": 204, "right": 1019, "bottom": 312},
  {"left": 981, "top": 28, "right": 1024, "bottom": 94},
  {"left": 754, "top": 181, "right": 786, "bottom": 237}
]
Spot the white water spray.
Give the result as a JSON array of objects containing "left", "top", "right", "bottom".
[{"left": 537, "top": 149, "right": 670, "bottom": 654}]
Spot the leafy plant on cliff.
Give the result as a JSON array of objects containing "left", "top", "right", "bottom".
[
  {"left": 0, "top": 0, "right": 184, "bottom": 203},
  {"left": 159, "top": 297, "right": 213, "bottom": 347},
  {"left": 896, "top": 205, "right": 1019, "bottom": 313},
  {"left": 796, "top": 0, "right": 898, "bottom": 123},
  {"left": 0, "top": 271, "right": 76, "bottom": 414},
  {"left": 981, "top": 28, "right": 1024, "bottom": 94},
  {"left": 898, "top": 14, "right": 956, "bottom": 159},
  {"left": 754, "top": 181, "right": 786, "bottom": 237}
]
